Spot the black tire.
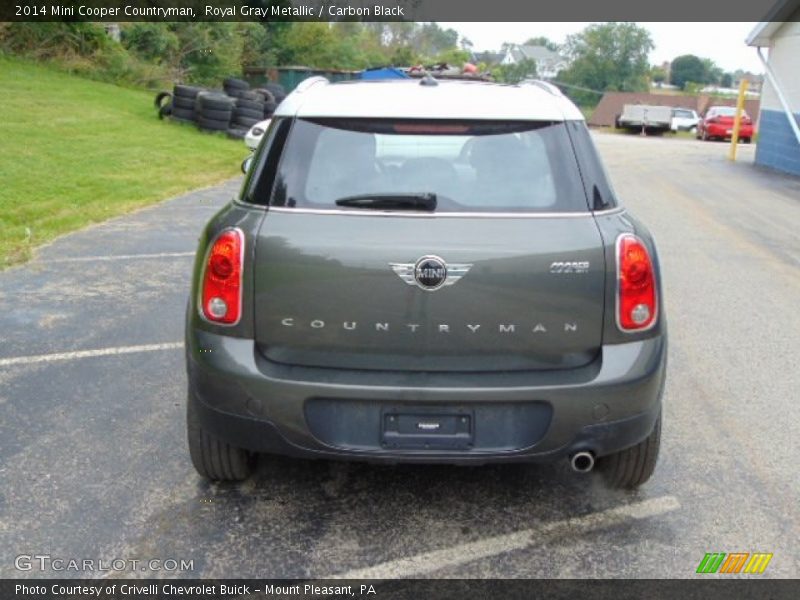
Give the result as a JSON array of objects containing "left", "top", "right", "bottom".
[
  {"left": 187, "top": 391, "right": 253, "bottom": 481},
  {"left": 235, "top": 99, "right": 264, "bottom": 112},
  {"left": 158, "top": 101, "right": 172, "bottom": 120},
  {"left": 172, "top": 95, "right": 196, "bottom": 110},
  {"left": 253, "top": 88, "right": 276, "bottom": 103},
  {"left": 742, "top": 137, "right": 751, "bottom": 144},
  {"left": 264, "top": 84, "right": 286, "bottom": 104},
  {"left": 197, "top": 117, "right": 230, "bottom": 131},
  {"left": 223, "top": 77, "right": 249, "bottom": 90},
  {"left": 597, "top": 414, "right": 661, "bottom": 489},
  {"left": 227, "top": 128, "right": 248, "bottom": 140},
  {"left": 196, "top": 92, "right": 235, "bottom": 111},
  {"left": 173, "top": 84, "right": 204, "bottom": 99},
  {"left": 233, "top": 117, "right": 260, "bottom": 129},
  {"left": 237, "top": 90, "right": 262, "bottom": 102},
  {"left": 171, "top": 107, "right": 195, "bottom": 121},
  {"left": 154, "top": 91, "right": 171, "bottom": 109},
  {"left": 198, "top": 107, "right": 233, "bottom": 121},
  {"left": 234, "top": 107, "right": 264, "bottom": 120},
  {"left": 264, "top": 82, "right": 285, "bottom": 95}
]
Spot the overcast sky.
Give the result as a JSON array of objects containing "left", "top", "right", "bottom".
[{"left": 439, "top": 22, "right": 764, "bottom": 73}]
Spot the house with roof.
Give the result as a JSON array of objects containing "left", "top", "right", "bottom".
[
  {"left": 500, "top": 45, "right": 568, "bottom": 80},
  {"left": 469, "top": 51, "right": 504, "bottom": 67},
  {"left": 746, "top": 0, "right": 800, "bottom": 177}
]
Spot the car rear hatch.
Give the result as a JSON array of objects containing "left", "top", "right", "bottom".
[{"left": 252, "top": 118, "right": 606, "bottom": 372}]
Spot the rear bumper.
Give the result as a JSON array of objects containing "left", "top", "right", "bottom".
[
  {"left": 186, "top": 331, "right": 667, "bottom": 464},
  {"left": 706, "top": 123, "right": 754, "bottom": 138}
]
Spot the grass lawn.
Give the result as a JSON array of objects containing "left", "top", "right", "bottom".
[{"left": 0, "top": 56, "right": 245, "bottom": 267}]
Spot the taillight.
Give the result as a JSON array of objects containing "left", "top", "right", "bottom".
[
  {"left": 200, "top": 228, "right": 243, "bottom": 325},
  {"left": 617, "top": 234, "right": 657, "bottom": 331}
]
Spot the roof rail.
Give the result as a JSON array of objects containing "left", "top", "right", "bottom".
[
  {"left": 520, "top": 79, "right": 563, "bottom": 96},
  {"left": 294, "top": 76, "right": 329, "bottom": 94}
]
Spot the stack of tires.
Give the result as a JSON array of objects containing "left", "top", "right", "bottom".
[
  {"left": 263, "top": 82, "right": 287, "bottom": 105},
  {"left": 253, "top": 88, "right": 279, "bottom": 119},
  {"left": 170, "top": 85, "right": 204, "bottom": 123},
  {"left": 154, "top": 77, "right": 287, "bottom": 133},
  {"left": 228, "top": 91, "right": 265, "bottom": 139},
  {"left": 194, "top": 92, "right": 236, "bottom": 133},
  {"left": 222, "top": 77, "right": 250, "bottom": 99}
]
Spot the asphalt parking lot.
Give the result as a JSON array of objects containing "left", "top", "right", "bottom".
[{"left": 1, "top": 134, "right": 798, "bottom": 579}]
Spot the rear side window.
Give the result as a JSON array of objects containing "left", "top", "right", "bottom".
[
  {"left": 269, "top": 119, "right": 590, "bottom": 213},
  {"left": 565, "top": 120, "right": 619, "bottom": 211},
  {"left": 240, "top": 118, "right": 291, "bottom": 206}
]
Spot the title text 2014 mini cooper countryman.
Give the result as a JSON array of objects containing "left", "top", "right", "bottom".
[{"left": 185, "top": 77, "right": 667, "bottom": 488}]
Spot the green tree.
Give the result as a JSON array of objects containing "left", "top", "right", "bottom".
[
  {"left": 650, "top": 65, "right": 667, "bottom": 84},
  {"left": 559, "top": 23, "right": 654, "bottom": 104},
  {"left": 670, "top": 54, "right": 706, "bottom": 89},
  {"left": 495, "top": 58, "right": 538, "bottom": 84},
  {"left": 122, "top": 23, "right": 178, "bottom": 64},
  {"left": 1, "top": 22, "right": 112, "bottom": 58},
  {"left": 236, "top": 22, "right": 268, "bottom": 68},
  {"left": 414, "top": 23, "right": 460, "bottom": 58},
  {"left": 436, "top": 47, "right": 470, "bottom": 66},
  {"left": 390, "top": 45, "right": 420, "bottom": 67},
  {"left": 524, "top": 36, "right": 560, "bottom": 52},
  {"left": 721, "top": 72, "right": 733, "bottom": 88}
]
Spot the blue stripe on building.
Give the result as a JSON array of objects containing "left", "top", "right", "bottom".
[{"left": 755, "top": 109, "right": 800, "bottom": 177}]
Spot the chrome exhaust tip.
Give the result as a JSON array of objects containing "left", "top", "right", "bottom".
[{"left": 570, "top": 451, "right": 595, "bottom": 473}]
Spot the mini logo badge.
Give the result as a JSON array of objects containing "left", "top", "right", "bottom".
[
  {"left": 415, "top": 256, "right": 447, "bottom": 289},
  {"left": 390, "top": 256, "right": 472, "bottom": 291}
]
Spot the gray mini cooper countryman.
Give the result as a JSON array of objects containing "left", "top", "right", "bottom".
[{"left": 185, "top": 77, "right": 666, "bottom": 488}]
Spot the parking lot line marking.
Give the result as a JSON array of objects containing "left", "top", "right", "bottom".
[
  {"left": 39, "top": 252, "right": 195, "bottom": 263},
  {"left": 329, "top": 495, "right": 680, "bottom": 579},
  {"left": 0, "top": 342, "right": 184, "bottom": 367}
]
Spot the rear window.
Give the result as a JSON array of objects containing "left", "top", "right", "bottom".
[{"left": 269, "top": 119, "right": 589, "bottom": 213}]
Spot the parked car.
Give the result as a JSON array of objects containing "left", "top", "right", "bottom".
[
  {"left": 696, "top": 106, "right": 754, "bottom": 142},
  {"left": 186, "top": 77, "right": 667, "bottom": 489},
  {"left": 670, "top": 108, "right": 700, "bottom": 132},
  {"left": 244, "top": 118, "right": 271, "bottom": 151}
]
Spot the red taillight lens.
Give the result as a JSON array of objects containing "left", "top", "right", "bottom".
[
  {"left": 201, "top": 229, "right": 243, "bottom": 324},
  {"left": 617, "top": 234, "right": 657, "bottom": 331}
]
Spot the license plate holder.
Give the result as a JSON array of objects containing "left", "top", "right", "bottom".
[{"left": 382, "top": 408, "right": 473, "bottom": 450}]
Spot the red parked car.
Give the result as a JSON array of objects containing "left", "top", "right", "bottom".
[{"left": 696, "top": 106, "right": 754, "bottom": 143}]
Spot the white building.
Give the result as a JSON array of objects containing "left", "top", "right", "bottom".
[
  {"left": 500, "top": 45, "right": 568, "bottom": 80},
  {"left": 746, "top": 0, "right": 800, "bottom": 177}
]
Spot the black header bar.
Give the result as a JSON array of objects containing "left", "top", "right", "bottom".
[{"left": 2, "top": 0, "right": 798, "bottom": 22}]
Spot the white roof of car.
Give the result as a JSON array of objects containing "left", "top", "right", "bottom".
[{"left": 274, "top": 77, "right": 584, "bottom": 122}]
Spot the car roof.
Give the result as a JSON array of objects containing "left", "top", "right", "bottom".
[{"left": 274, "top": 77, "right": 584, "bottom": 122}]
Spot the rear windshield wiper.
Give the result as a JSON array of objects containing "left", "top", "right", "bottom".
[{"left": 334, "top": 193, "right": 437, "bottom": 211}]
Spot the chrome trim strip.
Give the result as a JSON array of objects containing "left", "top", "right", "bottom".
[{"left": 266, "top": 206, "right": 625, "bottom": 218}]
